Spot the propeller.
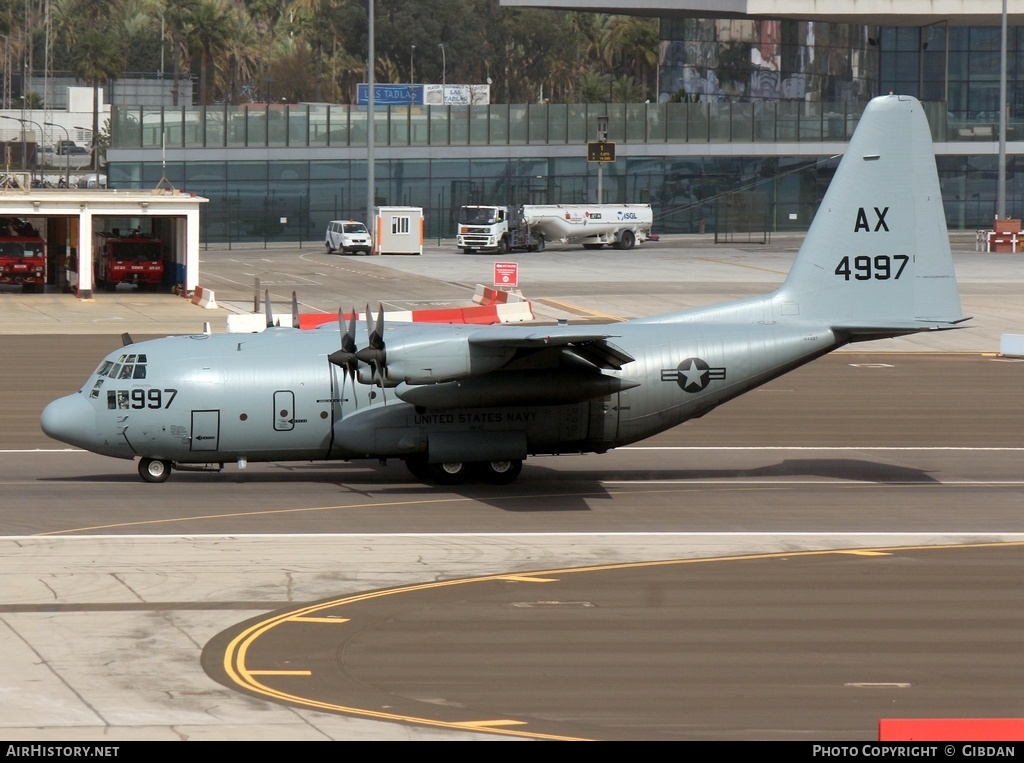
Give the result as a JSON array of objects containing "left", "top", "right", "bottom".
[
  {"left": 291, "top": 291, "right": 300, "bottom": 329},
  {"left": 263, "top": 290, "right": 274, "bottom": 328},
  {"left": 355, "top": 304, "right": 388, "bottom": 386},
  {"left": 327, "top": 308, "right": 360, "bottom": 408}
]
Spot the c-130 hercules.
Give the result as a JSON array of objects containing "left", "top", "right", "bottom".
[{"left": 42, "top": 95, "right": 969, "bottom": 485}]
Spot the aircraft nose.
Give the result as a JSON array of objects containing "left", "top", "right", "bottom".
[{"left": 41, "top": 393, "right": 97, "bottom": 449}]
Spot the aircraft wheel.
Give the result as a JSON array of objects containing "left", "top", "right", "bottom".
[
  {"left": 618, "top": 230, "right": 636, "bottom": 250},
  {"left": 138, "top": 457, "right": 172, "bottom": 484},
  {"left": 428, "top": 461, "right": 470, "bottom": 485},
  {"left": 405, "top": 455, "right": 430, "bottom": 480},
  {"left": 478, "top": 459, "right": 523, "bottom": 485}
]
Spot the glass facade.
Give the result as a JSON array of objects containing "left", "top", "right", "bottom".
[
  {"left": 105, "top": 21, "right": 1024, "bottom": 244},
  {"left": 880, "top": 25, "right": 1024, "bottom": 122},
  {"left": 658, "top": 18, "right": 878, "bottom": 104}
]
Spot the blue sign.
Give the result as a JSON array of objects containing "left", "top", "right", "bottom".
[{"left": 356, "top": 84, "right": 423, "bottom": 105}]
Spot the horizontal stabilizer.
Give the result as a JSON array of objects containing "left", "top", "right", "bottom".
[{"left": 833, "top": 317, "right": 973, "bottom": 341}]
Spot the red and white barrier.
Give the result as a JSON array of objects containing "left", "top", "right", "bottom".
[
  {"left": 294, "top": 300, "right": 533, "bottom": 331},
  {"left": 473, "top": 284, "right": 526, "bottom": 305},
  {"left": 190, "top": 285, "right": 218, "bottom": 309},
  {"left": 225, "top": 286, "right": 535, "bottom": 333}
]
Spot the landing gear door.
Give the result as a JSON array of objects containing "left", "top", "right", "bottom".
[
  {"left": 588, "top": 392, "right": 620, "bottom": 446},
  {"left": 190, "top": 409, "right": 220, "bottom": 451},
  {"left": 274, "top": 390, "right": 295, "bottom": 431}
]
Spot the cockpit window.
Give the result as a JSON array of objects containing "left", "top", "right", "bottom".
[
  {"left": 96, "top": 355, "right": 147, "bottom": 380},
  {"left": 106, "top": 390, "right": 132, "bottom": 409},
  {"left": 97, "top": 354, "right": 152, "bottom": 406}
]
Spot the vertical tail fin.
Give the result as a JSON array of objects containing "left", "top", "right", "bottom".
[{"left": 775, "top": 94, "right": 967, "bottom": 336}]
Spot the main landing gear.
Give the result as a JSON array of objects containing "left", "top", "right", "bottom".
[
  {"left": 138, "top": 457, "right": 172, "bottom": 483},
  {"left": 404, "top": 456, "right": 523, "bottom": 485}
]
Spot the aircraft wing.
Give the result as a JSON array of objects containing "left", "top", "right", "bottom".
[
  {"left": 344, "top": 322, "right": 638, "bottom": 407},
  {"left": 467, "top": 326, "right": 635, "bottom": 370}
]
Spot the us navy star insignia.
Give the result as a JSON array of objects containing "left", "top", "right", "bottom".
[{"left": 661, "top": 357, "right": 726, "bottom": 392}]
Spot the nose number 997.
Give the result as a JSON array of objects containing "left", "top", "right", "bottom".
[{"left": 130, "top": 388, "right": 177, "bottom": 409}]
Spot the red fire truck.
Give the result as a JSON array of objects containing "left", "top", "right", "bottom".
[
  {"left": 94, "top": 229, "right": 165, "bottom": 291},
  {"left": 0, "top": 218, "right": 46, "bottom": 292}
]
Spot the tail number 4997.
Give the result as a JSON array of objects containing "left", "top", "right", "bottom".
[{"left": 835, "top": 254, "right": 908, "bottom": 281}]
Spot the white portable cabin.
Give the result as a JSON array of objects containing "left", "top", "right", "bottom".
[{"left": 373, "top": 206, "right": 424, "bottom": 255}]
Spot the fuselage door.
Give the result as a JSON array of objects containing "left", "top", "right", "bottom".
[
  {"left": 190, "top": 409, "right": 220, "bottom": 451},
  {"left": 274, "top": 390, "right": 295, "bottom": 431}
]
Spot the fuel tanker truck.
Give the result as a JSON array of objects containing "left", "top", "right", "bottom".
[{"left": 456, "top": 203, "right": 653, "bottom": 253}]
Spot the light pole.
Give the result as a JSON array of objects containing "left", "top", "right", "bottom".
[
  {"left": 997, "top": 0, "right": 1007, "bottom": 219},
  {"left": 410, "top": 44, "right": 415, "bottom": 84},
  {"left": 45, "top": 122, "right": 71, "bottom": 188},
  {"left": 18, "top": 117, "right": 44, "bottom": 185},
  {"left": 367, "top": 0, "right": 375, "bottom": 228},
  {"left": 0, "top": 115, "right": 27, "bottom": 175},
  {"left": 438, "top": 43, "right": 446, "bottom": 85},
  {"left": 74, "top": 125, "right": 96, "bottom": 178}
]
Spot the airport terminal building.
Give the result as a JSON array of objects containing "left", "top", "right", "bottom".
[{"left": 100, "top": 1, "right": 1024, "bottom": 243}]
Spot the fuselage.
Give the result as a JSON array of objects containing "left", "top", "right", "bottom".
[{"left": 40, "top": 319, "right": 838, "bottom": 470}]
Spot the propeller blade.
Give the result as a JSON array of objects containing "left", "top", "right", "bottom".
[
  {"left": 355, "top": 304, "right": 386, "bottom": 368},
  {"left": 328, "top": 308, "right": 363, "bottom": 411},
  {"left": 328, "top": 308, "right": 359, "bottom": 368},
  {"left": 344, "top": 310, "right": 357, "bottom": 353},
  {"left": 373, "top": 304, "right": 386, "bottom": 349},
  {"left": 291, "top": 291, "right": 299, "bottom": 329},
  {"left": 264, "top": 290, "right": 274, "bottom": 328},
  {"left": 351, "top": 304, "right": 388, "bottom": 392}
]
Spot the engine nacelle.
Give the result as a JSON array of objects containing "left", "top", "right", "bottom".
[{"left": 378, "top": 331, "right": 515, "bottom": 384}]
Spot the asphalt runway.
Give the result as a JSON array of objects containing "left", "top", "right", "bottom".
[{"left": 2, "top": 238, "right": 1023, "bottom": 740}]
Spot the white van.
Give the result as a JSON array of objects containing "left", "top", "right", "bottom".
[
  {"left": 325, "top": 219, "right": 372, "bottom": 255},
  {"left": 76, "top": 173, "right": 107, "bottom": 189}
]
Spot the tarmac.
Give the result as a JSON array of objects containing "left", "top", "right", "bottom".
[
  {"left": 0, "top": 232, "right": 1021, "bottom": 354},
  {"left": 3, "top": 232, "right": 1023, "bottom": 742}
]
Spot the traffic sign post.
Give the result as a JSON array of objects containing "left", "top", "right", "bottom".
[
  {"left": 587, "top": 141, "right": 616, "bottom": 162},
  {"left": 494, "top": 261, "right": 518, "bottom": 288}
]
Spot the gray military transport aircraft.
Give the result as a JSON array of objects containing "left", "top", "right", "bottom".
[{"left": 42, "top": 94, "right": 968, "bottom": 485}]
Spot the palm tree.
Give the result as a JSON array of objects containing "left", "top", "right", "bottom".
[
  {"left": 183, "top": 0, "right": 233, "bottom": 105},
  {"left": 72, "top": 28, "right": 123, "bottom": 172},
  {"left": 220, "top": 3, "right": 259, "bottom": 104},
  {"left": 597, "top": 15, "right": 659, "bottom": 101},
  {"left": 160, "top": 0, "right": 201, "bottom": 106}
]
